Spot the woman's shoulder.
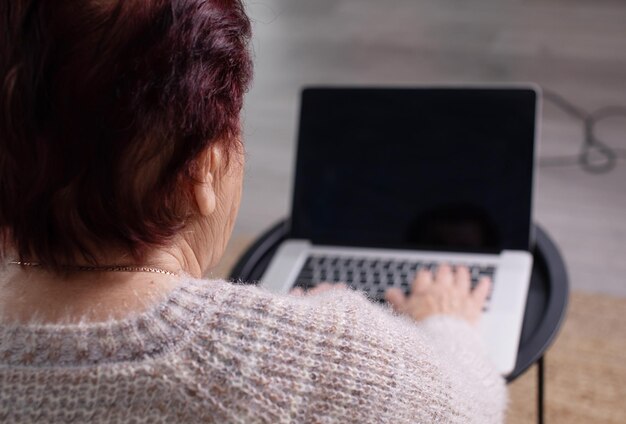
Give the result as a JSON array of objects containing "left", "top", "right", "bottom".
[
  {"left": 179, "top": 278, "right": 506, "bottom": 423},
  {"left": 186, "top": 277, "right": 445, "bottom": 371},
  {"left": 189, "top": 277, "right": 464, "bottom": 353},
  {"left": 194, "top": 277, "right": 396, "bottom": 332}
]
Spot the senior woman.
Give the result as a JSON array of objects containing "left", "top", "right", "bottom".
[{"left": 0, "top": 1, "right": 506, "bottom": 422}]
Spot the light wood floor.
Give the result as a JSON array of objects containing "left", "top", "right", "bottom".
[{"left": 232, "top": 0, "right": 626, "bottom": 296}]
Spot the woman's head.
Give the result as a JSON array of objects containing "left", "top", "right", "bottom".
[{"left": 0, "top": 0, "right": 253, "bottom": 271}]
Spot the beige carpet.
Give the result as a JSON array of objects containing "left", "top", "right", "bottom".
[
  {"left": 214, "top": 238, "right": 626, "bottom": 423},
  {"left": 507, "top": 291, "right": 626, "bottom": 423}
]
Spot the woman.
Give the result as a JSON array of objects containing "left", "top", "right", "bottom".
[{"left": 0, "top": 1, "right": 506, "bottom": 422}]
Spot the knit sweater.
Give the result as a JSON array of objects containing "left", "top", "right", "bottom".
[{"left": 0, "top": 277, "right": 507, "bottom": 423}]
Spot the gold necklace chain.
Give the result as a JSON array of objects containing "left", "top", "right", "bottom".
[{"left": 8, "top": 261, "right": 178, "bottom": 276}]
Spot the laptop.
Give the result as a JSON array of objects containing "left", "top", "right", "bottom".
[{"left": 261, "top": 86, "right": 539, "bottom": 375}]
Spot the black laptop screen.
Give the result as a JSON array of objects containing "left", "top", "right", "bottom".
[{"left": 290, "top": 87, "right": 537, "bottom": 252}]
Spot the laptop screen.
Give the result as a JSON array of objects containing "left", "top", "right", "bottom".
[{"left": 290, "top": 87, "right": 537, "bottom": 253}]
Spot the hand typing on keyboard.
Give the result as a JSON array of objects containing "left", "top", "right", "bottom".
[
  {"left": 385, "top": 264, "right": 491, "bottom": 326},
  {"left": 289, "top": 264, "right": 490, "bottom": 326}
]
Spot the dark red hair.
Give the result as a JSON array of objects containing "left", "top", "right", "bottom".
[{"left": 0, "top": 0, "right": 253, "bottom": 269}]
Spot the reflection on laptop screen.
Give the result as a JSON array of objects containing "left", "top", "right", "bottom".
[{"left": 291, "top": 87, "right": 537, "bottom": 253}]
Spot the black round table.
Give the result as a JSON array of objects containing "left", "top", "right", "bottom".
[{"left": 229, "top": 220, "right": 569, "bottom": 424}]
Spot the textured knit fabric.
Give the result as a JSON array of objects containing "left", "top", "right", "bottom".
[{"left": 0, "top": 277, "right": 507, "bottom": 423}]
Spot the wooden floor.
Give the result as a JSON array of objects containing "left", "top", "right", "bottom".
[{"left": 232, "top": 0, "right": 626, "bottom": 296}]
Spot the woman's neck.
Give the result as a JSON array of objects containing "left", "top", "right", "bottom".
[
  {"left": 0, "top": 235, "right": 220, "bottom": 324},
  {"left": 0, "top": 264, "right": 183, "bottom": 325}
]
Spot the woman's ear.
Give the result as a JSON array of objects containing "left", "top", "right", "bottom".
[{"left": 193, "top": 145, "right": 224, "bottom": 216}]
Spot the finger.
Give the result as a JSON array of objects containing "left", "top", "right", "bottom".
[
  {"left": 436, "top": 263, "right": 454, "bottom": 287},
  {"left": 455, "top": 266, "right": 471, "bottom": 294},
  {"left": 308, "top": 282, "right": 334, "bottom": 295},
  {"left": 334, "top": 283, "right": 348, "bottom": 290},
  {"left": 385, "top": 288, "right": 407, "bottom": 312},
  {"left": 472, "top": 277, "right": 492, "bottom": 307},
  {"left": 290, "top": 287, "right": 305, "bottom": 296},
  {"left": 411, "top": 269, "right": 433, "bottom": 294}
]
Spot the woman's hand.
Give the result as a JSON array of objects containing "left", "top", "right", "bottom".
[
  {"left": 385, "top": 264, "right": 491, "bottom": 326},
  {"left": 290, "top": 282, "right": 347, "bottom": 296}
]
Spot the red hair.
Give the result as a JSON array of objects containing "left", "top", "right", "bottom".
[{"left": 0, "top": 0, "right": 253, "bottom": 269}]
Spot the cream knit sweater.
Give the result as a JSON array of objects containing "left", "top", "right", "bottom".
[{"left": 0, "top": 277, "right": 506, "bottom": 423}]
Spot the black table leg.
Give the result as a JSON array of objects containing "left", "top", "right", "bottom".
[{"left": 538, "top": 355, "right": 545, "bottom": 424}]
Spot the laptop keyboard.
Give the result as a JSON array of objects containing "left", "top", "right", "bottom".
[{"left": 293, "top": 255, "right": 495, "bottom": 309}]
